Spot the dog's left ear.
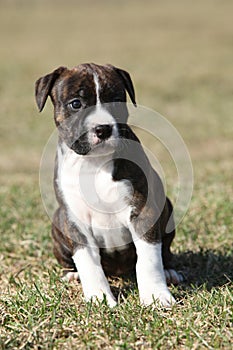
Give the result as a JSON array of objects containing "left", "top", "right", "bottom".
[
  {"left": 110, "top": 65, "right": 137, "bottom": 107},
  {"left": 35, "top": 66, "right": 66, "bottom": 112}
]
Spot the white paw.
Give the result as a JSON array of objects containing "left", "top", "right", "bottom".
[
  {"left": 62, "top": 271, "right": 79, "bottom": 282},
  {"left": 140, "top": 289, "right": 176, "bottom": 308},
  {"left": 164, "top": 269, "right": 184, "bottom": 285}
]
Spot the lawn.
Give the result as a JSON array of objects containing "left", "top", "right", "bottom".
[{"left": 0, "top": 0, "right": 232, "bottom": 349}]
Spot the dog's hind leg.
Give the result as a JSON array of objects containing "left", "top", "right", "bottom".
[
  {"left": 52, "top": 222, "right": 79, "bottom": 280},
  {"left": 162, "top": 230, "right": 184, "bottom": 285},
  {"left": 52, "top": 208, "right": 78, "bottom": 281},
  {"left": 162, "top": 198, "right": 184, "bottom": 285}
]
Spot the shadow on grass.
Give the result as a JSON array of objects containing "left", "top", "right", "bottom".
[
  {"left": 109, "top": 249, "right": 233, "bottom": 300},
  {"left": 172, "top": 249, "right": 233, "bottom": 289}
]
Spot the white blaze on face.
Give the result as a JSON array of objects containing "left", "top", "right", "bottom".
[
  {"left": 93, "top": 73, "right": 101, "bottom": 106},
  {"left": 84, "top": 72, "right": 119, "bottom": 150}
]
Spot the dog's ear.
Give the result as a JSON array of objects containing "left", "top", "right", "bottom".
[
  {"left": 35, "top": 66, "right": 66, "bottom": 112},
  {"left": 110, "top": 66, "right": 137, "bottom": 107}
]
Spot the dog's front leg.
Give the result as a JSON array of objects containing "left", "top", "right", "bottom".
[
  {"left": 133, "top": 237, "right": 176, "bottom": 307},
  {"left": 72, "top": 246, "right": 116, "bottom": 307}
]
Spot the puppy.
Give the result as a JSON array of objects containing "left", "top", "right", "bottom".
[{"left": 35, "top": 63, "right": 183, "bottom": 307}]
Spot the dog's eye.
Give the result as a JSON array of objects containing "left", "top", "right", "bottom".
[{"left": 69, "top": 99, "right": 82, "bottom": 110}]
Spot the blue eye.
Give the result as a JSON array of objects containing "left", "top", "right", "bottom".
[{"left": 69, "top": 99, "right": 82, "bottom": 110}]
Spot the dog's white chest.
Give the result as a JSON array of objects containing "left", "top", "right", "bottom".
[{"left": 57, "top": 144, "right": 133, "bottom": 248}]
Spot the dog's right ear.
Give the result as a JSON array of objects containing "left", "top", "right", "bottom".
[{"left": 35, "top": 66, "right": 66, "bottom": 112}]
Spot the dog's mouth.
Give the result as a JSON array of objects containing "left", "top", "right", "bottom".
[{"left": 71, "top": 137, "right": 91, "bottom": 155}]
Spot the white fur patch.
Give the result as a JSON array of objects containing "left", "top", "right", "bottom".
[
  {"left": 93, "top": 73, "right": 101, "bottom": 105},
  {"left": 72, "top": 247, "right": 116, "bottom": 307},
  {"left": 62, "top": 271, "right": 79, "bottom": 282},
  {"left": 57, "top": 142, "right": 133, "bottom": 249},
  {"left": 85, "top": 107, "right": 118, "bottom": 137},
  {"left": 131, "top": 236, "right": 176, "bottom": 307}
]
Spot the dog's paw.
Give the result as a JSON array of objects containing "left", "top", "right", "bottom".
[
  {"left": 140, "top": 289, "right": 176, "bottom": 308},
  {"left": 164, "top": 269, "right": 184, "bottom": 286},
  {"left": 62, "top": 271, "right": 79, "bottom": 282}
]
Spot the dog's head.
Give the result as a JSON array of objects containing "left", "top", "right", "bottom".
[{"left": 35, "top": 63, "right": 136, "bottom": 155}]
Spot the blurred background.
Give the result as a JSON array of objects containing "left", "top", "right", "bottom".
[{"left": 0, "top": 0, "right": 232, "bottom": 184}]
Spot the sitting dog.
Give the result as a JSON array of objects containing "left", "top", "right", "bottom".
[{"left": 35, "top": 63, "right": 183, "bottom": 307}]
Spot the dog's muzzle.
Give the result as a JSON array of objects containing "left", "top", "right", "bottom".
[{"left": 71, "top": 124, "right": 114, "bottom": 155}]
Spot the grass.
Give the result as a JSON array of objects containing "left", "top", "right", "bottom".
[{"left": 0, "top": 0, "right": 232, "bottom": 349}]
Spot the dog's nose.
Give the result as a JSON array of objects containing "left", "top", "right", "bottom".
[{"left": 94, "top": 124, "right": 112, "bottom": 140}]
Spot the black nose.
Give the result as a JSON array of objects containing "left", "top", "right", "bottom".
[{"left": 94, "top": 124, "right": 112, "bottom": 140}]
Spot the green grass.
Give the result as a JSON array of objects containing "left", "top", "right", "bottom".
[{"left": 0, "top": 0, "right": 232, "bottom": 349}]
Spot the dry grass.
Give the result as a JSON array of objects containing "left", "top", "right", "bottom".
[{"left": 0, "top": 0, "right": 232, "bottom": 349}]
